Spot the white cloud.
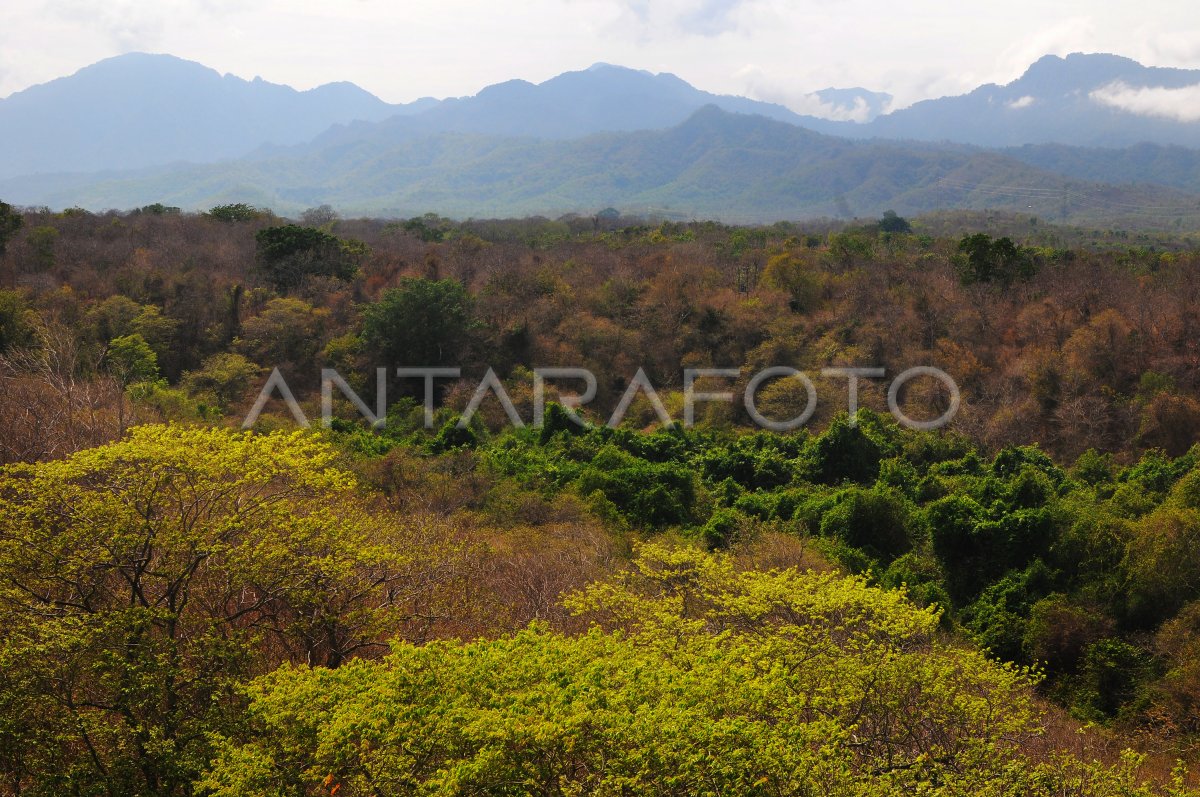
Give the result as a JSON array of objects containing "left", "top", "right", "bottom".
[
  {"left": 734, "top": 64, "right": 887, "bottom": 121},
  {"left": 1007, "top": 95, "right": 1036, "bottom": 109},
  {"left": 2, "top": 0, "right": 1200, "bottom": 110},
  {"left": 1145, "top": 29, "right": 1200, "bottom": 63},
  {"left": 994, "top": 15, "right": 1097, "bottom": 83},
  {"left": 789, "top": 94, "right": 875, "bottom": 123},
  {"left": 1090, "top": 80, "right": 1200, "bottom": 122}
]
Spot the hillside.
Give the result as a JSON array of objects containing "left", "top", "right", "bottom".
[
  {"left": 1004, "top": 141, "right": 1200, "bottom": 194},
  {"left": 5, "top": 106, "right": 1200, "bottom": 227}
]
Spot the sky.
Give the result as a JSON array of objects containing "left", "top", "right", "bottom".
[{"left": 2, "top": 0, "right": 1200, "bottom": 117}]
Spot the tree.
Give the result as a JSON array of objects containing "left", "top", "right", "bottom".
[
  {"left": 300, "top": 204, "right": 338, "bottom": 228},
  {"left": 761, "top": 250, "right": 822, "bottom": 311},
  {"left": 401, "top": 213, "right": 451, "bottom": 242},
  {"left": 1124, "top": 506, "right": 1200, "bottom": 626},
  {"left": 182, "top": 352, "right": 263, "bottom": 413},
  {"left": 236, "top": 297, "right": 329, "bottom": 369},
  {"left": 818, "top": 485, "right": 914, "bottom": 562},
  {"left": 254, "top": 224, "right": 366, "bottom": 291},
  {"left": 0, "top": 290, "right": 36, "bottom": 352},
  {"left": 803, "top": 413, "right": 890, "bottom": 485},
  {"left": 201, "top": 544, "right": 1054, "bottom": 796},
  {"left": 956, "top": 233, "right": 1036, "bottom": 286},
  {"left": 105, "top": 332, "right": 160, "bottom": 430},
  {"left": 105, "top": 333, "right": 159, "bottom": 385},
  {"left": 0, "top": 427, "right": 422, "bottom": 796},
  {"left": 26, "top": 225, "right": 58, "bottom": 271},
  {"left": 878, "top": 209, "right": 912, "bottom": 234},
  {"left": 0, "top": 200, "right": 22, "bottom": 257},
  {"left": 206, "top": 203, "right": 265, "bottom": 222},
  {"left": 361, "top": 277, "right": 476, "bottom": 372}
]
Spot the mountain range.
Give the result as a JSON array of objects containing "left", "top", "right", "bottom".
[
  {"left": 811, "top": 53, "right": 1200, "bottom": 148},
  {"left": 3, "top": 52, "right": 1200, "bottom": 225}
]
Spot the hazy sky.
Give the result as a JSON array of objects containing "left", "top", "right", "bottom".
[{"left": 2, "top": 0, "right": 1200, "bottom": 116}]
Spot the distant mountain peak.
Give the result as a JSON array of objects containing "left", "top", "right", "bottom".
[
  {"left": 1012, "top": 51, "right": 1193, "bottom": 96},
  {"left": 585, "top": 62, "right": 652, "bottom": 76},
  {"left": 0, "top": 52, "right": 399, "bottom": 179},
  {"left": 808, "top": 51, "right": 1200, "bottom": 148}
]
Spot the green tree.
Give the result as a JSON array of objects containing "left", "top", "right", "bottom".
[
  {"left": 361, "top": 277, "right": 476, "bottom": 371},
  {"left": 1124, "top": 506, "right": 1200, "bottom": 626},
  {"left": 803, "top": 413, "right": 890, "bottom": 485},
  {"left": 106, "top": 332, "right": 161, "bottom": 430},
  {"left": 819, "top": 485, "right": 914, "bottom": 562},
  {"left": 26, "top": 225, "right": 58, "bottom": 271},
  {"left": 182, "top": 352, "right": 263, "bottom": 413},
  {"left": 956, "top": 233, "right": 1037, "bottom": 286},
  {"left": 0, "top": 290, "right": 36, "bottom": 352},
  {"left": 878, "top": 209, "right": 912, "bottom": 234},
  {"left": 761, "top": 250, "right": 823, "bottom": 311},
  {"left": 236, "top": 297, "right": 329, "bottom": 367},
  {"left": 105, "top": 333, "right": 159, "bottom": 386},
  {"left": 206, "top": 203, "right": 265, "bottom": 222},
  {"left": 0, "top": 200, "right": 22, "bottom": 257},
  {"left": 254, "top": 224, "right": 366, "bottom": 291}
]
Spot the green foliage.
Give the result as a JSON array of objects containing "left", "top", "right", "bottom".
[
  {"left": 700, "top": 506, "right": 743, "bottom": 548},
  {"left": 254, "top": 224, "right": 365, "bottom": 290},
  {"left": 0, "top": 289, "right": 37, "bottom": 352},
  {"left": 761, "top": 250, "right": 822, "bottom": 311},
  {"left": 206, "top": 202, "right": 265, "bottom": 222},
  {"left": 0, "top": 199, "right": 22, "bottom": 256},
  {"left": 426, "top": 405, "right": 1200, "bottom": 726},
  {"left": 1068, "top": 638, "right": 1154, "bottom": 721},
  {"left": 1073, "top": 448, "right": 1116, "bottom": 486},
  {"left": 26, "top": 224, "right": 57, "bottom": 270},
  {"left": 182, "top": 352, "right": 263, "bottom": 412},
  {"left": 963, "top": 560, "right": 1053, "bottom": 663},
  {"left": 1024, "top": 594, "right": 1111, "bottom": 675},
  {"left": 105, "top": 332, "right": 160, "bottom": 386},
  {"left": 136, "top": 202, "right": 181, "bottom": 215},
  {"left": 0, "top": 427, "right": 417, "bottom": 796},
  {"left": 818, "top": 485, "right": 913, "bottom": 562},
  {"left": 878, "top": 209, "right": 912, "bottom": 234},
  {"left": 1124, "top": 506, "right": 1200, "bottom": 626},
  {"left": 576, "top": 452, "right": 698, "bottom": 529},
  {"left": 360, "top": 278, "right": 476, "bottom": 370},
  {"left": 827, "top": 231, "right": 874, "bottom": 264},
  {"left": 803, "top": 413, "right": 891, "bottom": 485},
  {"left": 881, "top": 552, "right": 951, "bottom": 612},
  {"left": 236, "top": 296, "right": 329, "bottom": 366},
  {"left": 956, "top": 233, "right": 1037, "bottom": 286},
  {"left": 429, "top": 415, "right": 480, "bottom": 453},
  {"left": 400, "top": 212, "right": 453, "bottom": 242},
  {"left": 203, "top": 544, "right": 1051, "bottom": 796}
]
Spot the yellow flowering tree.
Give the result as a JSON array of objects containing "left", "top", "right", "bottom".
[{"left": 0, "top": 426, "right": 421, "bottom": 796}]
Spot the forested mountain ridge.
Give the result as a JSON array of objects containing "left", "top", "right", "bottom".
[
  {"left": 0, "top": 55, "right": 811, "bottom": 181},
  {"left": 6, "top": 106, "right": 1200, "bottom": 227},
  {"left": 7, "top": 52, "right": 1200, "bottom": 223}
]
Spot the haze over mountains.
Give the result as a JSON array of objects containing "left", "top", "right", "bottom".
[
  {"left": 0, "top": 53, "right": 399, "bottom": 179},
  {"left": 807, "top": 53, "right": 1200, "bottom": 148},
  {"left": 4, "top": 51, "right": 1200, "bottom": 225}
]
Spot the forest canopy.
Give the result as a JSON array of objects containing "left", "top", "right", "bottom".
[{"left": 2, "top": 204, "right": 1200, "bottom": 795}]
